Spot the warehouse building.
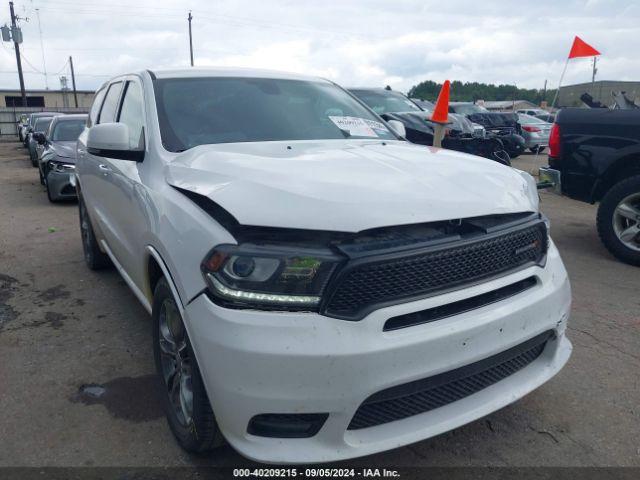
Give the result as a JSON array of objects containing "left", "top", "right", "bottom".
[
  {"left": 0, "top": 88, "right": 95, "bottom": 108},
  {"left": 558, "top": 80, "right": 640, "bottom": 108}
]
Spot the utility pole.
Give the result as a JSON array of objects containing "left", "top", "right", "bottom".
[
  {"left": 542, "top": 79, "right": 547, "bottom": 105},
  {"left": 9, "top": 2, "right": 26, "bottom": 106},
  {"left": 69, "top": 56, "right": 78, "bottom": 107},
  {"left": 188, "top": 11, "right": 194, "bottom": 66},
  {"left": 592, "top": 56, "right": 598, "bottom": 84}
]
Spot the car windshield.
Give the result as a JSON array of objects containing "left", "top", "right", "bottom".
[
  {"left": 52, "top": 119, "right": 86, "bottom": 141},
  {"left": 154, "top": 77, "right": 396, "bottom": 152},
  {"left": 350, "top": 89, "right": 422, "bottom": 114},
  {"left": 34, "top": 117, "right": 53, "bottom": 132},
  {"left": 411, "top": 99, "right": 435, "bottom": 111},
  {"left": 451, "top": 104, "right": 489, "bottom": 115}
]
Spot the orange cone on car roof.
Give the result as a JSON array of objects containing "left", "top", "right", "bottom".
[{"left": 430, "top": 80, "right": 450, "bottom": 125}]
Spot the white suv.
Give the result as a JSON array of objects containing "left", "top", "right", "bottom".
[{"left": 75, "top": 68, "right": 572, "bottom": 464}]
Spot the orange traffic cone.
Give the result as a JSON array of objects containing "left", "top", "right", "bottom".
[
  {"left": 430, "top": 80, "right": 451, "bottom": 125},
  {"left": 430, "top": 80, "right": 451, "bottom": 148}
]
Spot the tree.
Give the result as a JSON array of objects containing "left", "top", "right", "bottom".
[{"left": 408, "top": 80, "right": 556, "bottom": 105}]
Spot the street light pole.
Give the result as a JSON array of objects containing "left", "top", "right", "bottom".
[{"left": 9, "top": 1, "right": 26, "bottom": 107}]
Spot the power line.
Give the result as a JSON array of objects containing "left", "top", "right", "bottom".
[{"left": 28, "top": 2, "right": 384, "bottom": 40}]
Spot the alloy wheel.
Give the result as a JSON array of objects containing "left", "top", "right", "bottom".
[
  {"left": 158, "top": 298, "right": 194, "bottom": 428},
  {"left": 612, "top": 192, "right": 640, "bottom": 252}
]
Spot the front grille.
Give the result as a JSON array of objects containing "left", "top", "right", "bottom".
[
  {"left": 383, "top": 276, "right": 537, "bottom": 331},
  {"left": 324, "top": 221, "right": 547, "bottom": 319},
  {"left": 348, "top": 330, "right": 552, "bottom": 430}
]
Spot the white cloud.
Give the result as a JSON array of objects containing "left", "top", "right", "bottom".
[{"left": 0, "top": 0, "right": 637, "bottom": 96}]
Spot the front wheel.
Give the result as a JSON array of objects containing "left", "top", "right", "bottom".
[
  {"left": 45, "top": 176, "right": 58, "bottom": 203},
  {"left": 30, "top": 148, "right": 38, "bottom": 167},
  {"left": 597, "top": 175, "right": 640, "bottom": 266},
  {"left": 152, "top": 277, "right": 224, "bottom": 453}
]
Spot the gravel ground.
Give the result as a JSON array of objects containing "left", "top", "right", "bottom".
[{"left": 0, "top": 141, "right": 638, "bottom": 467}]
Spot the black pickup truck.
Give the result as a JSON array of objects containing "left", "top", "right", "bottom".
[{"left": 540, "top": 108, "right": 640, "bottom": 266}]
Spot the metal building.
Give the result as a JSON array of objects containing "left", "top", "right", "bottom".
[
  {"left": 558, "top": 80, "right": 640, "bottom": 108},
  {"left": 0, "top": 88, "right": 95, "bottom": 108}
]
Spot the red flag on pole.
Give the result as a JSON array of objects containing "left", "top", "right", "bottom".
[{"left": 568, "top": 36, "right": 600, "bottom": 59}]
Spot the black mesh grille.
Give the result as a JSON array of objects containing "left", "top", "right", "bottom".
[
  {"left": 348, "top": 331, "right": 552, "bottom": 430},
  {"left": 324, "top": 222, "right": 547, "bottom": 319}
]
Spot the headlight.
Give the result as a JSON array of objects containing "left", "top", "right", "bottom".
[
  {"left": 49, "top": 160, "right": 75, "bottom": 173},
  {"left": 201, "top": 244, "right": 342, "bottom": 310}
]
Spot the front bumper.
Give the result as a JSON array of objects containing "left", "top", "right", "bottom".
[
  {"left": 183, "top": 241, "right": 572, "bottom": 464},
  {"left": 46, "top": 171, "right": 77, "bottom": 200}
]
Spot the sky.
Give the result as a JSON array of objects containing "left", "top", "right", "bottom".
[{"left": 0, "top": 0, "right": 638, "bottom": 95}]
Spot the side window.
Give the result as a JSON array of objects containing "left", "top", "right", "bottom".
[
  {"left": 88, "top": 87, "right": 107, "bottom": 127},
  {"left": 117, "top": 81, "right": 145, "bottom": 149},
  {"left": 98, "top": 82, "right": 123, "bottom": 124}
]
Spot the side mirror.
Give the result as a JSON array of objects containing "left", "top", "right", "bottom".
[
  {"left": 387, "top": 119, "right": 406, "bottom": 138},
  {"left": 87, "top": 123, "right": 144, "bottom": 162},
  {"left": 33, "top": 132, "right": 46, "bottom": 144}
]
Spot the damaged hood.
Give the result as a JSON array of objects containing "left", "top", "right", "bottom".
[
  {"left": 165, "top": 140, "right": 537, "bottom": 232},
  {"left": 50, "top": 141, "right": 77, "bottom": 161}
]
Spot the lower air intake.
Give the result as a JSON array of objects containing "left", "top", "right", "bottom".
[{"left": 348, "top": 330, "right": 552, "bottom": 430}]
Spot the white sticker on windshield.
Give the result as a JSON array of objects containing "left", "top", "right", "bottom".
[
  {"left": 329, "top": 116, "right": 378, "bottom": 137},
  {"left": 363, "top": 119, "right": 390, "bottom": 134}
]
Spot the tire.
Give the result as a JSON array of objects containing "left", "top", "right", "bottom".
[
  {"left": 39, "top": 168, "right": 45, "bottom": 186},
  {"left": 78, "top": 195, "right": 111, "bottom": 269},
  {"left": 30, "top": 148, "right": 38, "bottom": 167},
  {"left": 45, "top": 177, "right": 57, "bottom": 203},
  {"left": 152, "top": 277, "right": 224, "bottom": 453},
  {"left": 596, "top": 175, "right": 640, "bottom": 266},
  {"left": 530, "top": 146, "right": 545, "bottom": 154}
]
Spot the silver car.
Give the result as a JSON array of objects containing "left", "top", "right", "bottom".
[
  {"left": 35, "top": 114, "right": 87, "bottom": 202},
  {"left": 518, "top": 113, "right": 552, "bottom": 153}
]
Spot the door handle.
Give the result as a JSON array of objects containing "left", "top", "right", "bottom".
[{"left": 98, "top": 164, "right": 112, "bottom": 176}]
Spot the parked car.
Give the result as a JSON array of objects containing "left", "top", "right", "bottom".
[
  {"left": 35, "top": 114, "right": 87, "bottom": 202},
  {"left": 412, "top": 97, "right": 486, "bottom": 138},
  {"left": 449, "top": 102, "right": 526, "bottom": 158},
  {"left": 22, "top": 112, "right": 64, "bottom": 148},
  {"left": 28, "top": 116, "right": 55, "bottom": 167},
  {"left": 16, "top": 114, "right": 28, "bottom": 142},
  {"left": 349, "top": 88, "right": 509, "bottom": 164},
  {"left": 76, "top": 68, "right": 571, "bottom": 463},
  {"left": 540, "top": 108, "right": 640, "bottom": 265},
  {"left": 517, "top": 113, "right": 552, "bottom": 153},
  {"left": 516, "top": 108, "right": 555, "bottom": 123}
]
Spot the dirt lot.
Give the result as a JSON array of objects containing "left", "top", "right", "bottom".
[{"left": 0, "top": 140, "right": 638, "bottom": 467}]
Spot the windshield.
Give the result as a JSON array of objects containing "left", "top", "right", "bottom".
[
  {"left": 411, "top": 98, "right": 435, "bottom": 111},
  {"left": 451, "top": 104, "right": 489, "bottom": 115},
  {"left": 154, "top": 77, "right": 395, "bottom": 152},
  {"left": 52, "top": 119, "right": 86, "bottom": 141},
  {"left": 34, "top": 117, "right": 53, "bottom": 132},
  {"left": 350, "top": 89, "right": 422, "bottom": 114}
]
